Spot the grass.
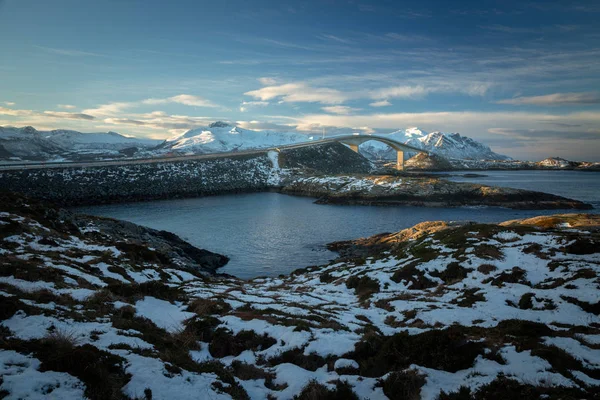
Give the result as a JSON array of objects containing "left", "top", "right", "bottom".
[
  {"left": 473, "top": 244, "right": 504, "bottom": 260},
  {"left": 106, "top": 281, "right": 186, "bottom": 302},
  {"left": 484, "top": 267, "right": 530, "bottom": 287},
  {"left": 477, "top": 264, "right": 497, "bottom": 274},
  {"left": 208, "top": 328, "right": 276, "bottom": 358},
  {"left": 345, "top": 275, "right": 380, "bottom": 300},
  {"left": 293, "top": 380, "right": 359, "bottom": 400},
  {"left": 380, "top": 370, "right": 426, "bottom": 400},
  {"left": 519, "top": 293, "right": 535, "bottom": 310},
  {"left": 560, "top": 295, "right": 600, "bottom": 315},
  {"left": 438, "top": 376, "right": 591, "bottom": 400},
  {"left": 452, "top": 288, "right": 486, "bottom": 307},
  {"left": 0, "top": 330, "right": 134, "bottom": 400},
  {"left": 430, "top": 262, "right": 473, "bottom": 284},
  {"left": 391, "top": 263, "right": 436, "bottom": 289},
  {"left": 348, "top": 328, "right": 485, "bottom": 377},
  {"left": 263, "top": 348, "right": 328, "bottom": 372},
  {"left": 187, "top": 298, "right": 232, "bottom": 316}
]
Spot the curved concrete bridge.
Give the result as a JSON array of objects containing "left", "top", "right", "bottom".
[{"left": 281, "top": 134, "right": 426, "bottom": 170}]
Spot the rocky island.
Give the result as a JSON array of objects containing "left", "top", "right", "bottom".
[{"left": 281, "top": 174, "right": 592, "bottom": 210}]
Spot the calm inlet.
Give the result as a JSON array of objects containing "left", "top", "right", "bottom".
[{"left": 75, "top": 171, "right": 600, "bottom": 279}]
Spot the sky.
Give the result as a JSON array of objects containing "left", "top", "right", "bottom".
[{"left": 0, "top": 0, "right": 599, "bottom": 161}]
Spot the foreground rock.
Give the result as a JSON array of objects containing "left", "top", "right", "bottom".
[
  {"left": 280, "top": 174, "right": 593, "bottom": 210},
  {"left": 0, "top": 192, "right": 229, "bottom": 276},
  {"left": 1, "top": 194, "right": 600, "bottom": 399}
]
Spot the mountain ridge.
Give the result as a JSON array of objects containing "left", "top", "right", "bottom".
[{"left": 359, "top": 127, "right": 512, "bottom": 161}]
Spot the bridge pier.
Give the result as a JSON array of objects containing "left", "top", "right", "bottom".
[{"left": 397, "top": 150, "right": 404, "bottom": 171}]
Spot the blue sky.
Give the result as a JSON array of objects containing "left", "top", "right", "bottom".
[{"left": 1, "top": 0, "right": 599, "bottom": 160}]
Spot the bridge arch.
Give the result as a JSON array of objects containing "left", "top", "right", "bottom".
[{"left": 320, "top": 135, "right": 426, "bottom": 170}]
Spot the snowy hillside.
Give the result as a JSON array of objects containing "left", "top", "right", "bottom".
[
  {"left": 156, "top": 121, "right": 313, "bottom": 155},
  {"left": 360, "top": 127, "right": 511, "bottom": 161},
  {"left": 1, "top": 192, "right": 599, "bottom": 399},
  {"left": 0, "top": 126, "right": 161, "bottom": 161}
]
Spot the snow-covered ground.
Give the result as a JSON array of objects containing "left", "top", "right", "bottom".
[{"left": 1, "top": 198, "right": 599, "bottom": 399}]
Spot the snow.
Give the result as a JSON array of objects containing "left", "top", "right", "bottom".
[
  {"left": 0, "top": 276, "right": 56, "bottom": 292},
  {"left": 163, "top": 123, "right": 313, "bottom": 155},
  {"left": 1, "top": 204, "right": 600, "bottom": 399},
  {"left": 0, "top": 350, "right": 86, "bottom": 400},
  {"left": 334, "top": 358, "right": 359, "bottom": 370},
  {"left": 417, "top": 346, "right": 576, "bottom": 400},
  {"left": 120, "top": 353, "right": 230, "bottom": 400},
  {"left": 0, "top": 126, "right": 161, "bottom": 161},
  {"left": 542, "top": 337, "right": 600, "bottom": 369},
  {"left": 359, "top": 127, "right": 510, "bottom": 161},
  {"left": 303, "top": 329, "right": 361, "bottom": 357},
  {"left": 134, "top": 297, "right": 195, "bottom": 333}
]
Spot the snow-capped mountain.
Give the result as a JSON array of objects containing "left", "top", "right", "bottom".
[
  {"left": 156, "top": 121, "right": 313, "bottom": 154},
  {"left": 360, "top": 127, "right": 511, "bottom": 161},
  {"left": 0, "top": 126, "right": 161, "bottom": 161},
  {"left": 1, "top": 123, "right": 510, "bottom": 163}
]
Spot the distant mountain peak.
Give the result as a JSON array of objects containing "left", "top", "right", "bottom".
[
  {"left": 360, "top": 127, "right": 511, "bottom": 161},
  {"left": 209, "top": 121, "right": 231, "bottom": 128}
]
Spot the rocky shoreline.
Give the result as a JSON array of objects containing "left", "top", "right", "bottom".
[
  {"left": 1, "top": 193, "right": 599, "bottom": 399},
  {"left": 280, "top": 174, "right": 593, "bottom": 210}
]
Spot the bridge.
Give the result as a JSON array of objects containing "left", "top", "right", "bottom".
[
  {"left": 303, "top": 134, "right": 426, "bottom": 170},
  {"left": 0, "top": 134, "right": 425, "bottom": 171}
]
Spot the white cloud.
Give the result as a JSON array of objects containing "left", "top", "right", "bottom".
[
  {"left": 0, "top": 106, "right": 94, "bottom": 120},
  {"left": 290, "top": 110, "right": 600, "bottom": 139},
  {"left": 235, "top": 120, "right": 297, "bottom": 131},
  {"left": 369, "top": 85, "right": 428, "bottom": 100},
  {"left": 43, "top": 111, "right": 95, "bottom": 120},
  {"left": 245, "top": 78, "right": 491, "bottom": 106},
  {"left": 34, "top": 45, "right": 102, "bottom": 57},
  {"left": 84, "top": 94, "right": 219, "bottom": 118},
  {"left": 58, "top": 104, "right": 76, "bottom": 109},
  {"left": 370, "top": 100, "right": 392, "bottom": 107},
  {"left": 245, "top": 82, "right": 349, "bottom": 104},
  {"left": 319, "top": 34, "right": 352, "bottom": 44},
  {"left": 258, "top": 77, "right": 278, "bottom": 85},
  {"left": 320, "top": 105, "right": 361, "bottom": 115},
  {"left": 497, "top": 92, "right": 600, "bottom": 106},
  {"left": 239, "top": 101, "right": 269, "bottom": 112},
  {"left": 3, "top": 101, "right": 15, "bottom": 106},
  {"left": 83, "top": 102, "right": 135, "bottom": 117},
  {"left": 142, "top": 94, "right": 218, "bottom": 108}
]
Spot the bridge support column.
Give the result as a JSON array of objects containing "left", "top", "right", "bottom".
[
  {"left": 348, "top": 144, "right": 359, "bottom": 153},
  {"left": 396, "top": 150, "right": 404, "bottom": 170}
]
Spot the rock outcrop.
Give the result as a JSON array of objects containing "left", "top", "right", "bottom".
[{"left": 280, "top": 175, "right": 593, "bottom": 210}]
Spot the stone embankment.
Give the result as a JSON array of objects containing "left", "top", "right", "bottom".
[{"left": 0, "top": 143, "right": 372, "bottom": 206}]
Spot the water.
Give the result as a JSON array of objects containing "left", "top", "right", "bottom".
[
  {"left": 75, "top": 171, "right": 600, "bottom": 279},
  {"left": 439, "top": 170, "right": 600, "bottom": 209}
]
